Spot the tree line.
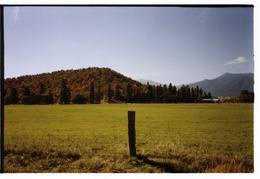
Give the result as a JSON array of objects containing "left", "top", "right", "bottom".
[
  {"left": 221, "top": 90, "right": 254, "bottom": 103},
  {"left": 4, "top": 67, "right": 253, "bottom": 105},
  {"left": 4, "top": 79, "right": 213, "bottom": 105}
]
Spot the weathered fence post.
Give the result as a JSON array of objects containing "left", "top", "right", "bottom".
[{"left": 128, "top": 111, "right": 136, "bottom": 157}]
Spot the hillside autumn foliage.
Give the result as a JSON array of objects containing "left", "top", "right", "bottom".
[
  {"left": 4, "top": 67, "right": 142, "bottom": 104},
  {"left": 4, "top": 67, "right": 215, "bottom": 104}
]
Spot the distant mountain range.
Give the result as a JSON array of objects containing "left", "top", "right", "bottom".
[
  {"left": 139, "top": 73, "right": 254, "bottom": 97},
  {"left": 186, "top": 73, "right": 254, "bottom": 97},
  {"left": 137, "top": 79, "right": 163, "bottom": 86}
]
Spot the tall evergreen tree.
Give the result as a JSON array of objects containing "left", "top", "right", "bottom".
[
  {"left": 10, "top": 87, "right": 18, "bottom": 104},
  {"left": 21, "top": 86, "right": 31, "bottom": 104},
  {"left": 155, "top": 85, "right": 160, "bottom": 103},
  {"left": 199, "top": 87, "right": 203, "bottom": 96},
  {"left": 114, "top": 84, "right": 121, "bottom": 101},
  {"left": 163, "top": 84, "right": 168, "bottom": 93},
  {"left": 134, "top": 86, "right": 141, "bottom": 103},
  {"left": 60, "top": 79, "right": 71, "bottom": 104},
  {"left": 208, "top": 92, "right": 212, "bottom": 99},
  {"left": 67, "top": 87, "right": 71, "bottom": 102},
  {"left": 157, "top": 85, "right": 164, "bottom": 103},
  {"left": 195, "top": 85, "right": 200, "bottom": 99},
  {"left": 125, "top": 83, "right": 132, "bottom": 103},
  {"left": 107, "top": 83, "right": 112, "bottom": 103},
  {"left": 186, "top": 85, "right": 191, "bottom": 102},
  {"left": 178, "top": 85, "right": 186, "bottom": 102},
  {"left": 172, "top": 85, "right": 177, "bottom": 96},
  {"left": 147, "top": 84, "right": 154, "bottom": 102},
  {"left": 168, "top": 83, "right": 173, "bottom": 93},
  {"left": 191, "top": 87, "right": 195, "bottom": 102},
  {"left": 39, "top": 82, "right": 45, "bottom": 94},
  {"left": 89, "top": 81, "right": 95, "bottom": 104},
  {"left": 96, "top": 86, "right": 101, "bottom": 104},
  {"left": 47, "top": 90, "right": 54, "bottom": 104}
]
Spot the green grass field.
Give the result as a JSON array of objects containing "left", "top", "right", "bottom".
[{"left": 4, "top": 104, "right": 254, "bottom": 173}]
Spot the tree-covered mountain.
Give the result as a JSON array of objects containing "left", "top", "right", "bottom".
[
  {"left": 4, "top": 67, "right": 144, "bottom": 104},
  {"left": 4, "top": 67, "right": 213, "bottom": 104},
  {"left": 187, "top": 73, "right": 254, "bottom": 97}
]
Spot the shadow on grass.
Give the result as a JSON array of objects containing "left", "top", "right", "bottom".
[{"left": 136, "top": 154, "right": 187, "bottom": 173}]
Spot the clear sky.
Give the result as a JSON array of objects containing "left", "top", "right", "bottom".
[{"left": 4, "top": 6, "right": 254, "bottom": 85}]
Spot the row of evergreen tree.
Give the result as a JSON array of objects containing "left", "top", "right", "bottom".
[{"left": 4, "top": 78, "right": 213, "bottom": 105}]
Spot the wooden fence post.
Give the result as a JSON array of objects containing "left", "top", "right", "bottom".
[{"left": 128, "top": 111, "right": 136, "bottom": 157}]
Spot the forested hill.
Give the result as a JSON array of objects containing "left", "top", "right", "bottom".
[
  {"left": 4, "top": 67, "right": 144, "bottom": 104},
  {"left": 4, "top": 67, "right": 214, "bottom": 104}
]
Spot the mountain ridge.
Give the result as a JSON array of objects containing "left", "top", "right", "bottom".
[
  {"left": 137, "top": 79, "right": 163, "bottom": 86},
  {"left": 186, "top": 72, "right": 254, "bottom": 97},
  {"left": 137, "top": 72, "right": 254, "bottom": 97}
]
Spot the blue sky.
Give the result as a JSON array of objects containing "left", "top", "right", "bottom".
[{"left": 4, "top": 6, "right": 254, "bottom": 85}]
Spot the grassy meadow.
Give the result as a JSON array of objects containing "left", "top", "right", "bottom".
[{"left": 4, "top": 103, "right": 254, "bottom": 173}]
